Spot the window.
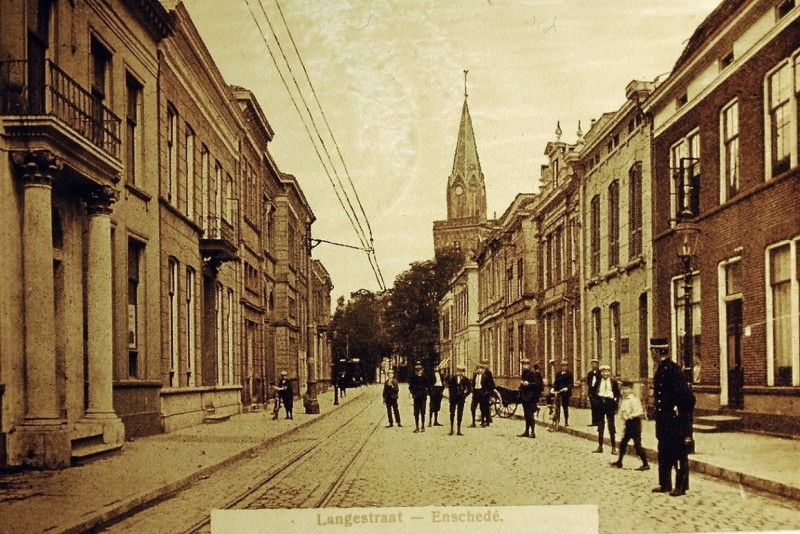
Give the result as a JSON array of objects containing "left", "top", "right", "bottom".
[
  {"left": 720, "top": 51, "right": 734, "bottom": 70},
  {"left": 90, "top": 38, "right": 111, "bottom": 147},
  {"left": 673, "top": 273, "right": 702, "bottom": 376},
  {"left": 518, "top": 324, "right": 525, "bottom": 362},
  {"left": 517, "top": 258, "right": 523, "bottom": 297},
  {"left": 227, "top": 288, "right": 234, "bottom": 385},
  {"left": 721, "top": 101, "right": 740, "bottom": 201},
  {"left": 767, "top": 241, "right": 800, "bottom": 386},
  {"left": 629, "top": 164, "right": 643, "bottom": 259},
  {"left": 610, "top": 302, "right": 621, "bottom": 374},
  {"left": 168, "top": 258, "right": 178, "bottom": 387},
  {"left": 592, "top": 307, "right": 602, "bottom": 362},
  {"left": 777, "top": 0, "right": 795, "bottom": 20},
  {"left": 167, "top": 105, "right": 178, "bottom": 202},
  {"left": 506, "top": 266, "right": 513, "bottom": 303},
  {"left": 670, "top": 130, "right": 701, "bottom": 219},
  {"left": 608, "top": 180, "right": 620, "bottom": 267},
  {"left": 125, "top": 74, "right": 142, "bottom": 186},
  {"left": 215, "top": 283, "right": 223, "bottom": 385},
  {"left": 185, "top": 126, "right": 195, "bottom": 219},
  {"left": 590, "top": 195, "right": 600, "bottom": 276},
  {"left": 676, "top": 93, "right": 688, "bottom": 108},
  {"left": 214, "top": 161, "right": 223, "bottom": 232},
  {"left": 288, "top": 224, "right": 296, "bottom": 267},
  {"left": 127, "top": 239, "right": 144, "bottom": 378},
  {"left": 186, "top": 267, "right": 196, "bottom": 387},
  {"left": 767, "top": 62, "right": 792, "bottom": 176},
  {"left": 554, "top": 226, "right": 563, "bottom": 282},
  {"left": 223, "top": 173, "right": 233, "bottom": 222}
]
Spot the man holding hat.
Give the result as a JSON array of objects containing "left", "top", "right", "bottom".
[
  {"left": 592, "top": 364, "right": 620, "bottom": 454},
  {"left": 518, "top": 358, "right": 544, "bottom": 438},
  {"left": 275, "top": 371, "right": 294, "bottom": 420},
  {"left": 447, "top": 365, "right": 473, "bottom": 435},
  {"left": 650, "top": 337, "right": 695, "bottom": 496},
  {"left": 586, "top": 358, "right": 602, "bottom": 427},
  {"left": 428, "top": 363, "right": 446, "bottom": 427}
]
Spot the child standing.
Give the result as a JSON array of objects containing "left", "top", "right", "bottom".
[{"left": 610, "top": 380, "right": 650, "bottom": 471}]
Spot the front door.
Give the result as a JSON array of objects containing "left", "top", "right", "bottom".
[{"left": 726, "top": 299, "right": 744, "bottom": 409}]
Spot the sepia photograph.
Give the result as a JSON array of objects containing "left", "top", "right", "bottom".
[{"left": 0, "top": 0, "right": 799, "bottom": 533}]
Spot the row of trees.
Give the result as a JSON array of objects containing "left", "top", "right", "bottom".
[{"left": 329, "top": 247, "right": 464, "bottom": 380}]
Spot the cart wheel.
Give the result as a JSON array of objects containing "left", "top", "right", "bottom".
[
  {"left": 489, "top": 390, "right": 503, "bottom": 417},
  {"left": 499, "top": 403, "right": 516, "bottom": 418}
]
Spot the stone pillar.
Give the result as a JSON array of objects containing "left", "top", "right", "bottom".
[
  {"left": 9, "top": 150, "right": 70, "bottom": 468},
  {"left": 83, "top": 185, "right": 120, "bottom": 419}
]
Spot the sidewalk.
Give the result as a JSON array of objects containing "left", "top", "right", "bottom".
[
  {"left": 1, "top": 388, "right": 799, "bottom": 534},
  {"left": 536, "top": 404, "right": 800, "bottom": 501},
  {"left": 0, "top": 387, "right": 365, "bottom": 534}
]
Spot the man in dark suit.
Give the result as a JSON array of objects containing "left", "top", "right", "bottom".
[
  {"left": 382, "top": 370, "right": 401, "bottom": 428},
  {"left": 592, "top": 364, "right": 620, "bottom": 453},
  {"left": 409, "top": 363, "right": 430, "bottom": 433},
  {"left": 553, "top": 360, "right": 574, "bottom": 426},
  {"left": 518, "top": 358, "right": 544, "bottom": 438},
  {"left": 479, "top": 361, "right": 495, "bottom": 427},
  {"left": 650, "top": 337, "right": 696, "bottom": 497},
  {"left": 469, "top": 364, "right": 484, "bottom": 427},
  {"left": 448, "top": 365, "right": 472, "bottom": 435},
  {"left": 586, "top": 358, "right": 602, "bottom": 427},
  {"left": 428, "top": 363, "right": 446, "bottom": 427},
  {"left": 276, "top": 371, "right": 294, "bottom": 420}
]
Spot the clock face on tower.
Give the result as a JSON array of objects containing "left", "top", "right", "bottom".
[{"left": 455, "top": 185, "right": 464, "bottom": 195}]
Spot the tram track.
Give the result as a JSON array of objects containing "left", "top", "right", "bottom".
[{"left": 92, "top": 388, "right": 384, "bottom": 534}]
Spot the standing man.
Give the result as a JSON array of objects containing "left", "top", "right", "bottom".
[
  {"left": 479, "top": 361, "right": 495, "bottom": 427},
  {"left": 383, "top": 369, "right": 401, "bottom": 428},
  {"left": 650, "top": 337, "right": 696, "bottom": 497},
  {"left": 276, "top": 371, "right": 294, "bottom": 420},
  {"left": 518, "top": 358, "right": 544, "bottom": 438},
  {"left": 469, "top": 364, "right": 484, "bottom": 428},
  {"left": 553, "top": 360, "right": 574, "bottom": 427},
  {"left": 592, "top": 364, "right": 620, "bottom": 454},
  {"left": 586, "top": 358, "right": 602, "bottom": 427},
  {"left": 448, "top": 365, "right": 472, "bottom": 435},
  {"left": 428, "top": 363, "right": 446, "bottom": 427},
  {"left": 409, "top": 363, "right": 430, "bottom": 433}
]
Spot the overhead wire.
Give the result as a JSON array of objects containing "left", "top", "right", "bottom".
[{"left": 245, "top": 0, "right": 386, "bottom": 291}]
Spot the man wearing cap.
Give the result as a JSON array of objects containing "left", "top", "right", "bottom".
[
  {"left": 519, "top": 358, "right": 544, "bottom": 438},
  {"left": 408, "top": 363, "right": 430, "bottom": 433},
  {"left": 479, "top": 361, "right": 495, "bottom": 427},
  {"left": 276, "top": 371, "right": 294, "bottom": 420},
  {"left": 428, "top": 364, "right": 446, "bottom": 427},
  {"left": 447, "top": 365, "right": 473, "bottom": 435},
  {"left": 553, "top": 360, "right": 574, "bottom": 427},
  {"left": 592, "top": 364, "right": 620, "bottom": 454},
  {"left": 469, "top": 364, "right": 484, "bottom": 428},
  {"left": 650, "top": 337, "right": 695, "bottom": 496},
  {"left": 586, "top": 358, "right": 602, "bottom": 427}
]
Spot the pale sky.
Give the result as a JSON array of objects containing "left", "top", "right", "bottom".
[{"left": 182, "top": 0, "right": 721, "bottom": 302}]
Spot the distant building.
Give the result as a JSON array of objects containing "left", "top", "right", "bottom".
[{"left": 432, "top": 85, "right": 493, "bottom": 257}]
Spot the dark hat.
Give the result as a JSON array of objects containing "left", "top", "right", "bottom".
[
  {"left": 650, "top": 337, "right": 669, "bottom": 350},
  {"left": 620, "top": 380, "right": 634, "bottom": 388}
]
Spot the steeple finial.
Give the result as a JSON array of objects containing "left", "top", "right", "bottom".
[
  {"left": 555, "top": 121, "right": 562, "bottom": 140},
  {"left": 464, "top": 69, "right": 469, "bottom": 98},
  {"left": 576, "top": 120, "right": 583, "bottom": 141}
]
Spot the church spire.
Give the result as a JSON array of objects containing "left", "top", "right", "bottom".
[{"left": 447, "top": 71, "right": 487, "bottom": 222}]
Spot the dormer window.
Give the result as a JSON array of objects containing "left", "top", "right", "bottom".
[{"left": 676, "top": 93, "right": 688, "bottom": 109}]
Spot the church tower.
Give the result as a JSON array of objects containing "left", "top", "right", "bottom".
[{"left": 433, "top": 72, "right": 491, "bottom": 257}]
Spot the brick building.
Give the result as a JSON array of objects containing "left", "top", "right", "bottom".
[{"left": 646, "top": 0, "right": 800, "bottom": 432}]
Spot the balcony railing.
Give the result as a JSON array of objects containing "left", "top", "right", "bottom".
[
  {"left": 0, "top": 59, "right": 121, "bottom": 159},
  {"left": 200, "top": 216, "right": 238, "bottom": 263}
]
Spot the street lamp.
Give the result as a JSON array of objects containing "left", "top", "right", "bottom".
[{"left": 674, "top": 219, "right": 700, "bottom": 454}]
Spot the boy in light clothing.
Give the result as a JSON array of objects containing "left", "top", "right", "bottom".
[{"left": 610, "top": 380, "right": 650, "bottom": 471}]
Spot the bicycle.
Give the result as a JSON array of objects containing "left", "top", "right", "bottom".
[{"left": 546, "top": 388, "right": 565, "bottom": 432}]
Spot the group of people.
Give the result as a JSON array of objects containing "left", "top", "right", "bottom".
[
  {"left": 382, "top": 360, "right": 499, "bottom": 435},
  {"left": 585, "top": 337, "right": 696, "bottom": 497},
  {"left": 384, "top": 336, "right": 695, "bottom": 498}
]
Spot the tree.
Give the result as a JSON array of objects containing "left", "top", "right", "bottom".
[
  {"left": 329, "top": 290, "right": 392, "bottom": 382},
  {"left": 384, "top": 246, "right": 465, "bottom": 371}
]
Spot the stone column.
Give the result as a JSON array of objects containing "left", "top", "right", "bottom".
[
  {"left": 12, "top": 150, "right": 61, "bottom": 422},
  {"left": 9, "top": 150, "right": 70, "bottom": 468},
  {"left": 83, "top": 185, "right": 120, "bottom": 418}
]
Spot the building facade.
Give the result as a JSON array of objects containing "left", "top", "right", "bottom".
[
  {"left": 646, "top": 0, "right": 800, "bottom": 432},
  {"left": 579, "top": 81, "right": 655, "bottom": 400},
  {"left": 0, "top": 0, "right": 171, "bottom": 467}
]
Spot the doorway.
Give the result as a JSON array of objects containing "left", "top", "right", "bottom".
[{"left": 726, "top": 299, "right": 744, "bottom": 409}]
